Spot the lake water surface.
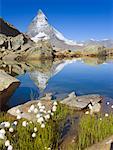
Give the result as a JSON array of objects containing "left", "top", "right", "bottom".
[{"left": 7, "top": 57, "right": 113, "bottom": 108}]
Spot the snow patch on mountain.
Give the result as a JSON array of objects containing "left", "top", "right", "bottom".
[{"left": 31, "top": 32, "right": 50, "bottom": 42}]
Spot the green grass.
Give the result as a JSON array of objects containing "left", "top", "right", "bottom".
[
  {"left": 75, "top": 114, "right": 113, "bottom": 150},
  {"left": 1, "top": 105, "right": 113, "bottom": 150},
  {"left": 0, "top": 103, "right": 72, "bottom": 150}
]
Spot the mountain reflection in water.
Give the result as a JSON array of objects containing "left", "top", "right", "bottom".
[{"left": 0, "top": 56, "right": 113, "bottom": 108}]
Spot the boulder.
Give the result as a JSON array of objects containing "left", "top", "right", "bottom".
[
  {"left": 0, "top": 70, "right": 20, "bottom": 110},
  {"left": 60, "top": 92, "right": 102, "bottom": 110},
  {"left": 8, "top": 99, "right": 54, "bottom": 122}
]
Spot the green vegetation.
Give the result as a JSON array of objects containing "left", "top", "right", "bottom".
[
  {"left": 1, "top": 105, "right": 113, "bottom": 150},
  {"left": 76, "top": 114, "right": 113, "bottom": 150},
  {"left": 0, "top": 104, "right": 71, "bottom": 150}
]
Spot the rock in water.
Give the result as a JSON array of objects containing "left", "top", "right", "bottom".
[
  {"left": 0, "top": 70, "right": 20, "bottom": 110},
  {"left": 61, "top": 92, "right": 102, "bottom": 110},
  {"left": 27, "top": 9, "right": 83, "bottom": 50}
]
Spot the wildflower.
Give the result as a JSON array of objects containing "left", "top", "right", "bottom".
[
  {"left": 100, "top": 118, "right": 102, "bottom": 121},
  {"left": 34, "top": 127, "right": 37, "bottom": 132},
  {"left": 17, "top": 115, "right": 21, "bottom": 120},
  {"left": 52, "top": 106, "right": 57, "bottom": 112},
  {"left": 85, "top": 111, "right": 89, "bottom": 115},
  {"left": 88, "top": 104, "right": 93, "bottom": 110},
  {"left": 9, "top": 128, "right": 14, "bottom": 133},
  {"left": 4, "top": 122, "right": 10, "bottom": 128},
  {"left": 40, "top": 108, "right": 44, "bottom": 112},
  {"left": 0, "top": 133, "right": 5, "bottom": 139},
  {"left": 43, "top": 110, "right": 47, "bottom": 114},
  {"left": 105, "top": 113, "right": 109, "bottom": 117},
  {"left": 22, "top": 121, "right": 27, "bottom": 127},
  {"left": 5, "top": 140, "right": 10, "bottom": 147},
  {"left": 53, "top": 101, "right": 57, "bottom": 106},
  {"left": 51, "top": 112, "right": 54, "bottom": 116},
  {"left": 34, "top": 108, "right": 38, "bottom": 114},
  {"left": 36, "top": 113, "right": 41, "bottom": 119},
  {"left": 0, "top": 129, "right": 6, "bottom": 134},
  {"left": 29, "top": 121, "right": 33, "bottom": 124},
  {"left": 48, "top": 110, "right": 51, "bottom": 114},
  {"left": 41, "top": 105, "right": 45, "bottom": 109},
  {"left": 111, "top": 105, "right": 113, "bottom": 109},
  {"left": 41, "top": 123, "right": 45, "bottom": 128},
  {"left": 37, "top": 102, "right": 42, "bottom": 107},
  {"left": 45, "top": 114, "right": 50, "bottom": 120},
  {"left": 37, "top": 117, "right": 44, "bottom": 124},
  {"left": 48, "top": 147, "right": 51, "bottom": 150},
  {"left": 106, "top": 102, "right": 110, "bottom": 105},
  {"left": 13, "top": 121, "right": 18, "bottom": 126},
  {"left": 16, "top": 109, "right": 21, "bottom": 114},
  {"left": 28, "top": 109, "right": 31, "bottom": 113},
  {"left": 7, "top": 145, "right": 13, "bottom": 150},
  {"left": 29, "top": 105, "right": 35, "bottom": 111},
  {"left": 32, "top": 133, "right": 36, "bottom": 138}
]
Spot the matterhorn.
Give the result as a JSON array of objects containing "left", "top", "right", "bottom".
[{"left": 27, "top": 9, "right": 83, "bottom": 50}]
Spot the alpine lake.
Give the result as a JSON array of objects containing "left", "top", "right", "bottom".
[{"left": 1, "top": 56, "right": 113, "bottom": 149}]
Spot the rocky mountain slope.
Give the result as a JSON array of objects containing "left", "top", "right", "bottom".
[
  {"left": 0, "top": 18, "right": 33, "bottom": 51},
  {"left": 0, "top": 18, "right": 54, "bottom": 60},
  {"left": 27, "top": 10, "right": 84, "bottom": 51}
]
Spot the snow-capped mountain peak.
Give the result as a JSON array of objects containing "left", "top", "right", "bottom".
[{"left": 27, "top": 9, "right": 84, "bottom": 50}]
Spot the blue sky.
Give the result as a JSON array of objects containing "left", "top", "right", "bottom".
[{"left": 1, "top": 0, "right": 113, "bottom": 41}]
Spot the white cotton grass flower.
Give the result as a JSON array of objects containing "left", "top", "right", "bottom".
[
  {"left": 9, "top": 127, "right": 14, "bottom": 133},
  {"left": 36, "top": 113, "right": 41, "bottom": 119},
  {"left": 29, "top": 105, "right": 35, "bottom": 111},
  {"left": 48, "top": 110, "right": 51, "bottom": 114},
  {"left": 5, "top": 140, "right": 10, "bottom": 147},
  {"left": 40, "top": 108, "right": 44, "bottom": 113},
  {"left": 105, "top": 113, "right": 109, "bottom": 117},
  {"left": 13, "top": 121, "right": 18, "bottom": 126},
  {"left": 45, "top": 114, "right": 50, "bottom": 120},
  {"left": 16, "top": 109, "right": 21, "bottom": 114},
  {"left": 28, "top": 109, "right": 31, "bottom": 113},
  {"left": 100, "top": 118, "right": 102, "bottom": 121},
  {"left": 4, "top": 122, "right": 10, "bottom": 128},
  {"left": 37, "top": 102, "right": 42, "bottom": 107},
  {"left": 34, "top": 127, "right": 37, "bottom": 132},
  {"left": 41, "top": 105, "right": 45, "bottom": 110},
  {"left": 88, "top": 104, "right": 93, "bottom": 110},
  {"left": 37, "top": 117, "right": 44, "bottom": 124},
  {"left": 22, "top": 121, "right": 27, "bottom": 127},
  {"left": 85, "top": 111, "right": 89, "bottom": 115},
  {"left": 41, "top": 123, "right": 45, "bottom": 128},
  {"left": 0, "top": 133, "right": 5, "bottom": 139},
  {"left": 52, "top": 106, "right": 57, "bottom": 112},
  {"left": 106, "top": 101, "right": 110, "bottom": 105},
  {"left": 7, "top": 145, "right": 13, "bottom": 150},
  {"left": 34, "top": 108, "right": 38, "bottom": 114},
  {"left": 0, "top": 129, "right": 6, "bottom": 134},
  {"left": 17, "top": 115, "right": 21, "bottom": 120},
  {"left": 53, "top": 101, "right": 58, "bottom": 106},
  {"left": 111, "top": 105, "right": 113, "bottom": 109},
  {"left": 32, "top": 133, "right": 36, "bottom": 138},
  {"left": 43, "top": 110, "right": 47, "bottom": 114},
  {"left": 48, "top": 147, "right": 51, "bottom": 150},
  {"left": 51, "top": 112, "right": 54, "bottom": 116}
]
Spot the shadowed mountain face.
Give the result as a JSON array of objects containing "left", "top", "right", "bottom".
[
  {"left": 26, "top": 10, "right": 84, "bottom": 51},
  {"left": 0, "top": 18, "right": 20, "bottom": 37}
]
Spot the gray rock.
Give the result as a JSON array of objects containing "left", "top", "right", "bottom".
[
  {"left": 60, "top": 92, "right": 102, "bottom": 110},
  {"left": 0, "top": 70, "right": 20, "bottom": 110},
  {"left": 8, "top": 99, "right": 54, "bottom": 122}
]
